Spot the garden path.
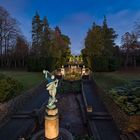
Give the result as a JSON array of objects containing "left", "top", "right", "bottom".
[
  {"left": 82, "top": 79, "right": 121, "bottom": 140},
  {"left": 0, "top": 82, "right": 48, "bottom": 140}
]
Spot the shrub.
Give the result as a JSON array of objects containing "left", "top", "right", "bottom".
[
  {"left": 27, "top": 56, "right": 60, "bottom": 72},
  {"left": 91, "top": 56, "right": 121, "bottom": 72},
  {"left": 57, "top": 80, "right": 81, "bottom": 94},
  {"left": 109, "top": 80, "right": 140, "bottom": 115},
  {"left": 94, "top": 56, "right": 109, "bottom": 72},
  {"left": 27, "top": 56, "right": 47, "bottom": 72},
  {"left": 0, "top": 73, "right": 5, "bottom": 80},
  {"left": 0, "top": 74, "right": 23, "bottom": 102},
  {"left": 108, "top": 57, "right": 121, "bottom": 71}
]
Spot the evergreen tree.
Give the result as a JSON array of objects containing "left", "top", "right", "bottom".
[
  {"left": 28, "top": 13, "right": 71, "bottom": 71},
  {"left": 32, "top": 11, "right": 43, "bottom": 55},
  {"left": 41, "top": 16, "right": 51, "bottom": 56},
  {"left": 85, "top": 23, "right": 104, "bottom": 57},
  {"left": 84, "top": 23, "right": 104, "bottom": 69},
  {"left": 82, "top": 17, "right": 119, "bottom": 71},
  {"left": 102, "top": 16, "right": 117, "bottom": 57},
  {"left": 121, "top": 32, "right": 138, "bottom": 68},
  {"left": 14, "top": 35, "right": 28, "bottom": 67},
  {"left": 52, "top": 26, "right": 71, "bottom": 67}
]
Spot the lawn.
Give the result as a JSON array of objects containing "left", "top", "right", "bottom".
[
  {"left": 0, "top": 71, "right": 44, "bottom": 91},
  {"left": 94, "top": 71, "right": 140, "bottom": 115},
  {"left": 94, "top": 71, "right": 140, "bottom": 92}
]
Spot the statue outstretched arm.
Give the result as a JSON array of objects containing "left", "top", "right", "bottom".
[{"left": 43, "top": 70, "right": 50, "bottom": 80}]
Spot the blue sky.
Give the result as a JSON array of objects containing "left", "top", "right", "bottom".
[{"left": 0, "top": 0, "right": 140, "bottom": 54}]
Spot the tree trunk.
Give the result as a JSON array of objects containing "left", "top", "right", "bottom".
[
  {"left": 124, "top": 50, "right": 129, "bottom": 69},
  {"left": 0, "top": 37, "right": 3, "bottom": 68},
  {"left": 22, "top": 59, "right": 25, "bottom": 67},
  {"left": 15, "top": 61, "right": 17, "bottom": 68},
  {"left": 133, "top": 56, "right": 136, "bottom": 68}
]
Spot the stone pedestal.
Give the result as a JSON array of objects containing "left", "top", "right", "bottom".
[
  {"left": 31, "top": 128, "right": 73, "bottom": 140},
  {"left": 45, "top": 107, "right": 59, "bottom": 140}
]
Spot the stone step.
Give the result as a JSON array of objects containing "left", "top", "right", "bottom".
[
  {"left": 88, "top": 112, "right": 112, "bottom": 120},
  {"left": 92, "top": 112, "right": 110, "bottom": 116},
  {"left": 88, "top": 120, "right": 101, "bottom": 140},
  {"left": 133, "top": 131, "right": 140, "bottom": 140},
  {"left": 11, "top": 115, "right": 33, "bottom": 119},
  {"left": 120, "top": 131, "right": 140, "bottom": 140},
  {"left": 14, "top": 111, "right": 34, "bottom": 115},
  {"left": 126, "top": 133, "right": 138, "bottom": 140},
  {"left": 120, "top": 134, "right": 128, "bottom": 140},
  {"left": 91, "top": 116, "right": 112, "bottom": 120}
]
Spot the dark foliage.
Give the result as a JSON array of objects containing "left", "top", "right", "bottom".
[
  {"left": 81, "top": 17, "right": 120, "bottom": 72},
  {"left": 0, "top": 73, "right": 23, "bottom": 102}
]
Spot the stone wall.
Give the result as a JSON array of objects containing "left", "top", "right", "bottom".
[
  {"left": 0, "top": 81, "right": 45, "bottom": 124},
  {"left": 93, "top": 80, "right": 140, "bottom": 133}
]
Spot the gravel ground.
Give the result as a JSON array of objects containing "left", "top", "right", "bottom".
[{"left": 57, "top": 93, "right": 88, "bottom": 137}]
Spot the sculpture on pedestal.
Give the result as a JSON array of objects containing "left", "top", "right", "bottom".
[
  {"left": 82, "top": 65, "right": 86, "bottom": 75},
  {"left": 30, "top": 70, "right": 73, "bottom": 140},
  {"left": 61, "top": 65, "right": 65, "bottom": 77},
  {"left": 43, "top": 70, "right": 59, "bottom": 109},
  {"left": 43, "top": 70, "right": 59, "bottom": 139}
]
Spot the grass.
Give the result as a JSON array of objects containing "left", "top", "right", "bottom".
[
  {"left": 94, "top": 71, "right": 140, "bottom": 115},
  {"left": 0, "top": 71, "right": 44, "bottom": 91},
  {"left": 94, "top": 71, "right": 140, "bottom": 92}
]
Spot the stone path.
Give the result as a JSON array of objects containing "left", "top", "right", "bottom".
[
  {"left": 57, "top": 93, "right": 87, "bottom": 137},
  {"left": 0, "top": 82, "right": 48, "bottom": 140},
  {"left": 82, "top": 79, "right": 121, "bottom": 140}
]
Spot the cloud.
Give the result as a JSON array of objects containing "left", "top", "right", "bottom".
[
  {"left": 107, "top": 10, "right": 140, "bottom": 44},
  {"left": 63, "top": 10, "right": 140, "bottom": 53},
  {"left": 0, "top": 0, "right": 29, "bottom": 14},
  {"left": 60, "top": 13, "right": 93, "bottom": 25}
]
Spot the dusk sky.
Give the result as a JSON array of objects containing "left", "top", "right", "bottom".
[{"left": 0, "top": 0, "right": 140, "bottom": 54}]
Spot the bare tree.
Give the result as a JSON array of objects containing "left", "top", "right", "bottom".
[
  {"left": 121, "top": 32, "right": 139, "bottom": 68},
  {"left": 14, "top": 35, "right": 29, "bottom": 68},
  {"left": 134, "top": 20, "right": 140, "bottom": 38},
  {"left": 0, "top": 6, "right": 20, "bottom": 67}
]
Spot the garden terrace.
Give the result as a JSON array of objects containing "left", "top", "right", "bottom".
[
  {"left": 0, "top": 71, "right": 43, "bottom": 102},
  {"left": 94, "top": 71, "right": 140, "bottom": 132}
]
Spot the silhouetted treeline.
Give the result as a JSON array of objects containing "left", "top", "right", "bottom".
[
  {"left": 82, "top": 16, "right": 140, "bottom": 72},
  {"left": 0, "top": 7, "right": 71, "bottom": 71},
  {"left": 0, "top": 6, "right": 29, "bottom": 69},
  {"left": 28, "top": 12, "right": 71, "bottom": 71},
  {"left": 1, "top": 6, "right": 140, "bottom": 72}
]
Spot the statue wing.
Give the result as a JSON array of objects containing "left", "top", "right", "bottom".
[{"left": 47, "top": 82, "right": 55, "bottom": 90}]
